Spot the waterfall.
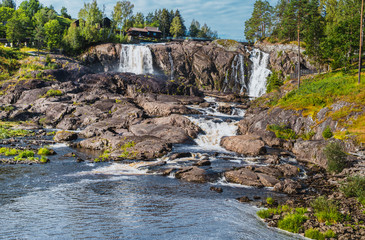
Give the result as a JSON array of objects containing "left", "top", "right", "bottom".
[
  {"left": 225, "top": 54, "right": 247, "bottom": 93},
  {"left": 247, "top": 49, "right": 271, "bottom": 98},
  {"left": 119, "top": 45, "right": 154, "bottom": 75},
  {"left": 168, "top": 52, "right": 174, "bottom": 80}
]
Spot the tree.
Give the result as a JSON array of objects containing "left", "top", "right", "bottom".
[
  {"left": 112, "top": 0, "right": 134, "bottom": 38},
  {"left": 2, "top": 0, "right": 15, "bottom": 9},
  {"left": 302, "top": 0, "right": 326, "bottom": 70},
  {"left": 189, "top": 19, "right": 200, "bottom": 37},
  {"left": 78, "top": 0, "right": 103, "bottom": 44},
  {"left": 198, "top": 23, "right": 218, "bottom": 39},
  {"left": 6, "top": 9, "right": 31, "bottom": 44},
  {"left": 0, "top": 6, "right": 14, "bottom": 37},
  {"left": 63, "top": 25, "right": 83, "bottom": 54},
  {"left": 19, "top": 0, "right": 41, "bottom": 18},
  {"left": 33, "top": 8, "right": 56, "bottom": 26},
  {"left": 33, "top": 24, "right": 45, "bottom": 54},
  {"left": 61, "top": 6, "right": 71, "bottom": 19},
  {"left": 173, "top": 9, "right": 186, "bottom": 35},
  {"left": 44, "top": 19, "right": 62, "bottom": 50},
  {"left": 244, "top": 0, "right": 273, "bottom": 42},
  {"left": 159, "top": 8, "right": 171, "bottom": 38},
  {"left": 133, "top": 12, "right": 144, "bottom": 28},
  {"left": 170, "top": 16, "right": 183, "bottom": 37}
]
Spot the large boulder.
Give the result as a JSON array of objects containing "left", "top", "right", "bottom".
[
  {"left": 224, "top": 168, "right": 263, "bottom": 187},
  {"left": 175, "top": 167, "right": 209, "bottom": 183},
  {"left": 54, "top": 131, "right": 78, "bottom": 142},
  {"left": 220, "top": 134, "right": 266, "bottom": 156}
]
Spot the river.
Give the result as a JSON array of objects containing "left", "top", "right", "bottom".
[{"left": 0, "top": 98, "right": 303, "bottom": 240}]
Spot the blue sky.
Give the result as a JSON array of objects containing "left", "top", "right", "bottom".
[{"left": 15, "top": 0, "right": 278, "bottom": 40}]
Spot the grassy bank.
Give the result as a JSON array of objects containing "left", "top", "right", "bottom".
[{"left": 256, "top": 69, "right": 365, "bottom": 144}]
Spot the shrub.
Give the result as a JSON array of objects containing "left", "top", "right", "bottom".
[
  {"left": 16, "top": 150, "right": 35, "bottom": 159},
  {"left": 300, "top": 130, "right": 316, "bottom": 140},
  {"left": 340, "top": 176, "right": 365, "bottom": 205},
  {"left": 266, "top": 197, "right": 274, "bottom": 205},
  {"left": 304, "top": 228, "right": 324, "bottom": 240},
  {"left": 257, "top": 209, "right": 272, "bottom": 219},
  {"left": 37, "top": 148, "right": 51, "bottom": 156},
  {"left": 324, "top": 141, "right": 347, "bottom": 173},
  {"left": 44, "top": 89, "right": 63, "bottom": 98},
  {"left": 40, "top": 156, "right": 49, "bottom": 163},
  {"left": 322, "top": 126, "right": 333, "bottom": 139},
  {"left": 277, "top": 213, "right": 307, "bottom": 233},
  {"left": 267, "top": 124, "right": 298, "bottom": 140},
  {"left": 310, "top": 196, "right": 342, "bottom": 224},
  {"left": 324, "top": 229, "right": 336, "bottom": 238}
]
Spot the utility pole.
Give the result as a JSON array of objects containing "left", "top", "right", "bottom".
[
  {"left": 297, "top": 5, "right": 301, "bottom": 88},
  {"left": 359, "top": 0, "right": 364, "bottom": 84}
]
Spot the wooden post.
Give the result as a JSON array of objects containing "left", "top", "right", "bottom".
[{"left": 359, "top": 0, "right": 364, "bottom": 84}]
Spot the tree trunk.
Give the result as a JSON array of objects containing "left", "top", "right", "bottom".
[{"left": 359, "top": 0, "right": 364, "bottom": 84}]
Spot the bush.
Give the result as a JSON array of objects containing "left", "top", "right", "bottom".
[
  {"left": 324, "top": 229, "right": 336, "bottom": 238},
  {"left": 322, "top": 126, "right": 333, "bottom": 139},
  {"left": 277, "top": 213, "right": 307, "bottom": 233},
  {"left": 324, "top": 141, "right": 347, "bottom": 173},
  {"left": 305, "top": 228, "right": 324, "bottom": 240},
  {"left": 310, "top": 196, "right": 342, "bottom": 224},
  {"left": 340, "top": 176, "right": 365, "bottom": 205},
  {"left": 37, "top": 148, "right": 51, "bottom": 156},
  {"left": 266, "top": 197, "right": 275, "bottom": 205},
  {"left": 44, "top": 89, "right": 63, "bottom": 98},
  {"left": 267, "top": 124, "right": 298, "bottom": 140}
]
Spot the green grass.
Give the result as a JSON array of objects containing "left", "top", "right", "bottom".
[
  {"left": 304, "top": 228, "right": 325, "bottom": 240},
  {"left": 0, "top": 125, "right": 31, "bottom": 139},
  {"left": 257, "top": 205, "right": 292, "bottom": 219},
  {"left": 256, "top": 70, "right": 365, "bottom": 143},
  {"left": 277, "top": 213, "right": 307, "bottom": 233},
  {"left": 0, "top": 147, "right": 20, "bottom": 156},
  {"left": 322, "top": 126, "right": 333, "bottom": 139}
]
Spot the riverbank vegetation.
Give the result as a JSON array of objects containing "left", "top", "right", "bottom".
[{"left": 255, "top": 69, "right": 365, "bottom": 144}]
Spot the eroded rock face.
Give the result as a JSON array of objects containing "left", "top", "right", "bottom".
[{"left": 220, "top": 134, "right": 266, "bottom": 156}]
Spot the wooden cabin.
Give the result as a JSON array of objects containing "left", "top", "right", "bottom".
[{"left": 126, "top": 27, "right": 162, "bottom": 39}]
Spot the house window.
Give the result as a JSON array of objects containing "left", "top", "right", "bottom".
[{"left": 153, "top": 33, "right": 156, "bottom": 36}]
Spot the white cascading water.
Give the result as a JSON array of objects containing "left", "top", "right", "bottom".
[
  {"left": 119, "top": 45, "right": 154, "bottom": 74},
  {"left": 248, "top": 49, "right": 271, "bottom": 98},
  {"left": 184, "top": 97, "right": 243, "bottom": 152},
  {"left": 232, "top": 54, "right": 247, "bottom": 93}
]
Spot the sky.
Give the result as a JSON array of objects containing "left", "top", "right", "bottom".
[{"left": 14, "top": 0, "right": 278, "bottom": 41}]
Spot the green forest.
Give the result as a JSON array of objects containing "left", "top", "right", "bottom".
[
  {"left": 0, "top": 0, "right": 218, "bottom": 54},
  {"left": 244, "top": 0, "right": 363, "bottom": 70}
]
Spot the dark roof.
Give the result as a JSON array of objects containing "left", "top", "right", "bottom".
[{"left": 127, "top": 27, "right": 161, "bottom": 33}]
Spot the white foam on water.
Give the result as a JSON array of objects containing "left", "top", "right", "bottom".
[{"left": 74, "top": 162, "right": 159, "bottom": 176}]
